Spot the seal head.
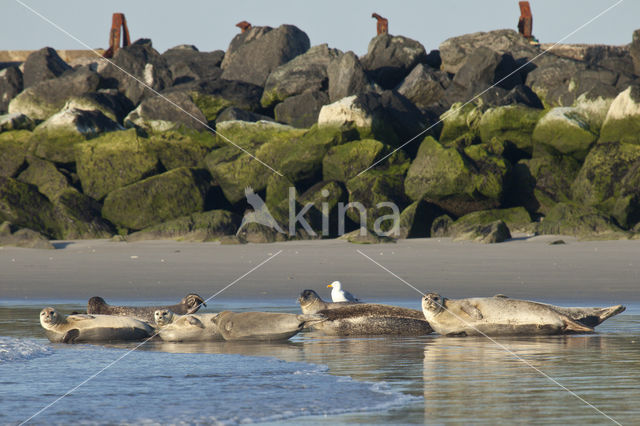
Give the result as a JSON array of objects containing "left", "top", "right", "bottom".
[{"left": 422, "top": 293, "right": 445, "bottom": 315}]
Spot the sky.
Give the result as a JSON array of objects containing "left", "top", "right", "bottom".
[{"left": 1, "top": 0, "right": 638, "bottom": 56}]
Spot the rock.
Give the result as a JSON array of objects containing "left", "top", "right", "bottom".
[
  {"left": 452, "top": 220, "right": 511, "bottom": 243},
  {"left": 187, "top": 78, "right": 263, "bottom": 123},
  {"left": 146, "top": 129, "right": 219, "bottom": 170},
  {"left": 65, "top": 90, "right": 134, "bottom": 124},
  {"left": 476, "top": 84, "right": 543, "bottom": 109},
  {"left": 338, "top": 227, "right": 395, "bottom": 244},
  {"left": 75, "top": 129, "right": 160, "bottom": 200},
  {"left": 430, "top": 214, "right": 454, "bottom": 237},
  {"left": 450, "top": 207, "right": 532, "bottom": 234},
  {"left": 161, "top": 46, "right": 224, "bottom": 84},
  {"left": 450, "top": 48, "right": 521, "bottom": 98},
  {"left": 360, "top": 34, "right": 427, "bottom": 89},
  {"left": 439, "top": 29, "right": 538, "bottom": 74},
  {"left": 127, "top": 210, "right": 240, "bottom": 242},
  {"left": 236, "top": 214, "right": 287, "bottom": 243},
  {"left": 600, "top": 86, "right": 640, "bottom": 144},
  {"left": 215, "top": 107, "right": 274, "bottom": 124},
  {"left": 327, "top": 51, "right": 370, "bottom": 103},
  {"left": 532, "top": 107, "right": 597, "bottom": 160},
  {"left": 35, "top": 103, "right": 123, "bottom": 137},
  {"left": 0, "top": 176, "right": 61, "bottom": 237},
  {"left": 17, "top": 156, "right": 70, "bottom": 200},
  {"left": 124, "top": 90, "right": 208, "bottom": 131},
  {"left": 297, "top": 180, "right": 348, "bottom": 237},
  {"left": 478, "top": 105, "right": 544, "bottom": 155},
  {"left": 0, "top": 130, "right": 31, "bottom": 177},
  {"left": 53, "top": 188, "right": 113, "bottom": 239},
  {"left": 536, "top": 202, "right": 623, "bottom": 237},
  {"left": 378, "top": 90, "right": 430, "bottom": 154},
  {"left": 0, "top": 113, "right": 34, "bottom": 132},
  {"left": 274, "top": 90, "right": 329, "bottom": 128},
  {"left": 572, "top": 88, "right": 617, "bottom": 133},
  {"left": 404, "top": 136, "right": 510, "bottom": 216},
  {"left": 397, "top": 64, "right": 450, "bottom": 110},
  {"left": 102, "top": 167, "right": 208, "bottom": 231},
  {"left": 438, "top": 102, "right": 483, "bottom": 146},
  {"left": 22, "top": 47, "right": 71, "bottom": 88},
  {"left": 398, "top": 200, "right": 444, "bottom": 238},
  {"left": 99, "top": 41, "right": 172, "bottom": 105},
  {"left": 261, "top": 44, "right": 340, "bottom": 108},
  {"left": 0, "top": 66, "right": 23, "bottom": 113},
  {"left": 631, "top": 29, "right": 640, "bottom": 76},
  {"left": 221, "top": 25, "right": 310, "bottom": 86},
  {"left": 9, "top": 68, "right": 102, "bottom": 121},
  {"left": 0, "top": 221, "right": 54, "bottom": 249},
  {"left": 322, "top": 139, "right": 386, "bottom": 182}
]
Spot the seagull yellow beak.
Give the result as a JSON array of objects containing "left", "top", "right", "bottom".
[{"left": 327, "top": 284, "right": 332, "bottom": 288}]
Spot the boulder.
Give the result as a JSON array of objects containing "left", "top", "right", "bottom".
[
  {"left": 274, "top": 90, "right": 329, "bottom": 128},
  {"left": 146, "top": 129, "right": 219, "bottom": 170},
  {"left": 17, "top": 156, "right": 70, "bottom": 200},
  {"left": 398, "top": 200, "right": 443, "bottom": 238},
  {"left": 127, "top": 210, "right": 240, "bottom": 242},
  {"left": 450, "top": 207, "right": 532, "bottom": 234},
  {"left": 0, "top": 66, "right": 23, "bottom": 113},
  {"left": 438, "top": 102, "right": 483, "bottom": 145},
  {"left": 35, "top": 103, "right": 123, "bottom": 137},
  {"left": 124, "top": 90, "right": 208, "bottom": 131},
  {"left": 99, "top": 41, "right": 172, "bottom": 105},
  {"left": 327, "top": 51, "right": 370, "bottom": 103},
  {"left": 215, "top": 107, "right": 274, "bottom": 124},
  {"left": 338, "top": 227, "right": 394, "bottom": 244},
  {"left": 477, "top": 84, "right": 544, "bottom": 109},
  {"left": 102, "top": 167, "right": 208, "bottom": 231},
  {"left": 9, "top": 68, "right": 102, "bottom": 121},
  {"left": 65, "top": 90, "right": 134, "bottom": 124},
  {"left": 430, "top": 214, "right": 454, "bottom": 238},
  {"left": 478, "top": 105, "right": 544, "bottom": 155},
  {"left": 452, "top": 220, "right": 511, "bottom": 243},
  {"left": 360, "top": 34, "right": 427, "bottom": 89},
  {"left": 397, "top": 64, "right": 450, "bottom": 110},
  {"left": 0, "top": 221, "right": 54, "bottom": 249},
  {"left": 0, "top": 130, "right": 31, "bottom": 177},
  {"left": 439, "top": 29, "right": 538, "bottom": 74},
  {"left": 297, "top": 180, "right": 349, "bottom": 237},
  {"left": 0, "top": 113, "right": 34, "bottom": 132},
  {"left": 450, "top": 48, "right": 521, "bottom": 98},
  {"left": 599, "top": 86, "right": 640, "bottom": 144},
  {"left": 404, "top": 136, "right": 510, "bottom": 216},
  {"left": 187, "top": 78, "right": 263, "bottom": 123},
  {"left": 221, "top": 25, "right": 310, "bottom": 86},
  {"left": 572, "top": 88, "right": 617, "bottom": 133},
  {"left": 0, "top": 176, "right": 61, "bottom": 237},
  {"left": 236, "top": 216, "right": 287, "bottom": 243},
  {"left": 532, "top": 107, "right": 597, "bottom": 160},
  {"left": 322, "top": 138, "right": 386, "bottom": 182},
  {"left": 161, "top": 46, "right": 224, "bottom": 84},
  {"left": 537, "top": 202, "right": 623, "bottom": 237},
  {"left": 53, "top": 188, "right": 113, "bottom": 239},
  {"left": 261, "top": 44, "right": 340, "bottom": 108},
  {"left": 75, "top": 129, "right": 160, "bottom": 200},
  {"left": 22, "top": 47, "right": 71, "bottom": 88},
  {"left": 631, "top": 29, "right": 640, "bottom": 76}
]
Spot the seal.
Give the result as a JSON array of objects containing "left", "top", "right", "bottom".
[
  {"left": 298, "top": 289, "right": 358, "bottom": 314},
  {"left": 421, "top": 293, "right": 595, "bottom": 336},
  {"left": 299, "top": 290, "right": 432, "bottom": 336},
  {"left": 87, "top": 294, "right": 206, "bottom": 323},
  {"left": 492, "top": 295, "right": 625, "bottom": 327},
  {"left": 153, "top": 309, "right": 223, "bottom": 342},
  {"left": 212, "top": 311, "right": 325, "bottom": 341},
  {"left": 39, "top": 307, "right": 154, "bottom": 343},
  {"left": 327, "top": 281, "right": 360, "bottom": 302}
]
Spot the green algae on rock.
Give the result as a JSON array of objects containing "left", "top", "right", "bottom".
[
  {"left": 0, "top": 130, "right": 31, "bottom": 177},
  {"left": 536, "top": 202, "right": 624, "bottom": 238},
  {"left": 599, "top": 86, "right": 640, "bottom": 145},
  {"left": 322, "top": 139, "right": 386, "bottom": 182},
  {"left": 532, "top": 107, "right": 597, "bottom": 160},
  {"left": 478, "top": 105, "right": 544, "bottom": 154},
  {"left": 127, "top": 210, "right": 241, "bottom": 242}
]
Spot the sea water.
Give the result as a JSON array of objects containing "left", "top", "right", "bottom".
[{"left": 1, "top": 301, "right": 639, "bottom": 425}]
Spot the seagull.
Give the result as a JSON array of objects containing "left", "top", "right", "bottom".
[{"left": 327, "top": 281, "right": 360, "bottom": 303}]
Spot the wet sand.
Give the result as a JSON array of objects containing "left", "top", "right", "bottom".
[{"left": 1, "top": 236, "right": 638, "bottom": 305}]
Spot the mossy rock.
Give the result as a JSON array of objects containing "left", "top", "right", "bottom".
[
  {"left": 127, "top": 210, "right": 240, "bottom": 242},
  {"left": 146, "top": 129, "right": 221, "bottom": 170},
  {"left": 338, "top": 227, "right": 395, "bottom": 244},
  {"left": 191, "top": 92, "right": 234, "bottom": 123},
  {"left": 0, "top": 221, "right": 54, "bottom": 249},
  {"left": 537, "top": 202, "right": 624, "bottom": 238},
  {"left": 532, "top": 107, "right": 597, "bottom": 160},
  {"left": 405, "top": 136, "right": 509, "bottom": 216},
  {"left": 451, "top": 207, "right": 532, "bottom": 234},
  {"left": 75, "top": 129, "right": 160, "bottom": 200},
  {"left": 265, "top": 174, "right": 296, "bottom": 227},
  {"left": 298, "top": 180, "right": 349, "bottom": 237},
  {"left": 398, "top": 200, "right": 444, "bottom": 238},
  {"left": 478, "top": 105, "right": 544, "bottom": 154},
  {"left": 322, "top": 139, "right": 386, "bottom": 182},
  {"left": 53, "top": 188, "right": 113, "bottom": 239},
  {"left": 452, "top": 220, "right": 511, "bottom": 244},
  {"left": 430, "top": 214, "right": 454, "bottom": 238},
  {"left": 0, "top": 130, "right": 31, "bottom": 177},
  {"left": 17, "top": 156, "right": 70, "bottom": 200},
  {"left": 102, "top": 167, "right": 208, "bottom": 230},
  {"left": 439, "top": 102, "right": 483, "bottom": 144},
  {"left": 236, "top": 217, "right": 288, "bottom": 243},
  {"left": 28, "top": 129, "right": 88, "bottom": 164},
  {"left": 600, "top": 86, "right": 640, "bottom": 145}
]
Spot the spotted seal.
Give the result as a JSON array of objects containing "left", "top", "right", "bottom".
[
  {"left": 153, "top": 309, "right": 223, "bottom": 342},
  {"left": 212, "top": 311, "right": 325, "bottom": 341},
  {"left": 421, "top": 293, "right": 595, "bottom": 336},
  {"left": 87, "top": 294, "right": 206, "bottom": 323},
  {"left": 39, "top": 307, "right": 154, "bottom": 343},
  {"left": 298, "top": 289, "right": 358, "bottom": 314}
]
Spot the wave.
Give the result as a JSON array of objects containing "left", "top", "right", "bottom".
[{"left": 0, "top": 336, "right": 52, "bottom": 363}]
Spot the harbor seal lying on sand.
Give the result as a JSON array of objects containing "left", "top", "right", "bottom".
[
  {"left": 40, "top": 307, "right": 154, "bottom": 343},
  {"left": 87, "top": 294, "right": 206, "bottom": 323},
  {"left": 492, "top": 295, "right": 625, "bottom": 327},
  {"left": 212, "top": 311, "right": 325, "bottom": 341},
  {"left": 153, "top": 309, "right": 223, "bottom": 342},
  {"left": 298, "top": 289, "right": 359, "bottom": 314},
  {"left": 421, "top": 293, "right": 594, "bottom": 337}
]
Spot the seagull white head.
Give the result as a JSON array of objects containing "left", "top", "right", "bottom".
[{"left": 327, "top": 281, "right": 342, "bottom": 290}]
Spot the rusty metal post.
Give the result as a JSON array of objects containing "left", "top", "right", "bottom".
[
  {"left": 103, "top": 13, "right": 130, "bottom": 58},
  {"left": 371, "top": 13, "right": 388, "bottom": 35},
  {"left": 518, "top": 1, "right": 533, "bottom": 40},
  {"left": 236, "top": 21, "right": 252, "bottom": 33}
]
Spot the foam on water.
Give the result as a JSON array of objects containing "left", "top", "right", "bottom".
[{"left": 0, "top": 336, "right": 52, "bottom": 363}]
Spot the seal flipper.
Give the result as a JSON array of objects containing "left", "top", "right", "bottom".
[
  {"left": 459, "top": 302, "right": 483, "bottom": 320},
  {"left": 187, "top": 316, "right": 204, "bottom": 328},
  {"left": 562, "top": 316, "right": 594, "bottom": 334},
  {"left": 62, "top": 329, "right": 80, "bottom": 343}
]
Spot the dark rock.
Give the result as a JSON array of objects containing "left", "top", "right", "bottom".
[
  {"left": 0, "top": 221, "right": 54, "bottom": 249},
  {"left": 0, "top": 113, "right": 34, "bottom": 132},
  {"left": 161, "top": 46, "right": 224, "bottom": 85},
  {"left": 53, "top": 188, "right": 113, "bottom": 239},
  {"left": 261, "top": 44, "right": 340, "bottom": 107},
  {"left": 398, "top": 200, "right": 444, "bottom": 238},
  {"left": 34, "top": 104, "right": 123, "bottom": 138},
  {"left": 430, "top": 214, "right": 454, "bottom": 237},
  {"left": 397, "top": 64, "right": 450, "bottom": 110},
  {"left": 536, "top": 202, "right": 624, "bottom": 238},
  {"left": 22, "top": 47, "right": 71, "bottom": 88},
  {"left": 127, "top": 210, "right": 240, "bottom": 242},
  {"left": 327, "top": 51, "right": 370, "bottom": 103},
  {"left": 221, "top": 25, "right": 310, "bottom": 86},
  {"left": 66, "top": 90, "right": 134, "bottom": 124},
  {"left": 297, "top": 180, "right": 349, "bottom": 237},
  {"left": 451, "top": 220, "right": 511, "bottom": 243},
  {"left": 215, "top": 107, "right": 274, "bottom": 124},
  {"left": 0, "top": 66, "right": 23, "bottom": 113},
  {"left": 378, "top": 90, "right": 431, "bottom": 155},
  {"left": 185, "top": 78, "right": 263, "bottom": 123},
  {"left": 632, "top": 29, "right": 640, "bottom": 76},
  {"left": 124, "top": 89, "right": 208, "bottom": 131},
  {"left": 478, "top": 84, "right": 543, "bottom": 109},
  {"left": 450, "top": 207, "right": 532, "bottom": 234},
  {"left": 425, "top": 50, "right": 442, "bottom": 69},
  {"left": 274, "top": 90, "right": 329, "bottom": 128},
  {"left": 99, "top": 41, "right": 173, "bottom": 105},
  {"left": 360, "top": 34, "right": 427, "bottom": 89}
]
